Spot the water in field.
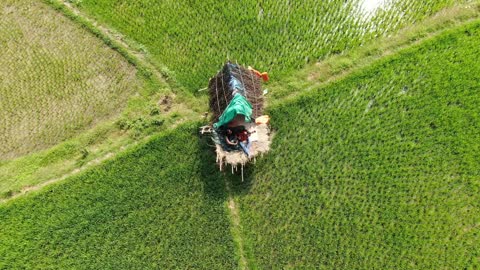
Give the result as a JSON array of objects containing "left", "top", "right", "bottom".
[{"left": 361, "top": 0, "right": 385, "bottom": 13}]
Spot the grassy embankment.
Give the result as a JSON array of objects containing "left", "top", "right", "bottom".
[
  {"left": 0, "top": 124, "right": 237, "bottom": 269},
  {"left": 234, "top": 19, "right": 480, "bottom": 269}
]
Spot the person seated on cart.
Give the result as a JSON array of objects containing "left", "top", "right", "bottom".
[{"left": 224, "top": 124, "right": 251, "bottom": 156}]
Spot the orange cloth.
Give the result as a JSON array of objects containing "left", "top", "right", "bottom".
[
  {"left": 260, "top": 72, "right": 269, "bottom": 82},
  {"left": 248, "top": 66, "right": 269, "bottom": 82}
]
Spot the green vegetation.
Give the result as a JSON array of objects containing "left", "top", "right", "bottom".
[
  {"left": 1, "top": 0, "right": 479, "bottom": 269},
  {"left": 268, "top": 2, "right": 480, "bottom": 104},
  {"left": 1, "top": 0, "right": 469, "bottom": 197},
  {"left": 72, "top": 0, "right": 463, "bottom": 90},
  {"left": 0, "top": 0, "right": 143, "bottom": 159},
  {"left": 235, "top": 20, "right": 480, "bottom": 269},
  {"left": 0, "top": 0, "right": 203, "bottom": 199},
  {"left": 1, "top": 18, "right": 478, "bottom": 269},
  {"left": 0, "top": 124, "right": 237, "bottom": 269}
]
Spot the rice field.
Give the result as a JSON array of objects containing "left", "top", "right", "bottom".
[
  {"left": 1, "top": 0, "right": 479, "bottom": 269},
  {"left": 1, "top": 17, "right": 478, "bottom": 269},
  {"left": 0, "top": 0, "right": 142, "bottom": 159},
  {"left": 72, "top": 0, "right": 465, "bottom": 91},
  {"left": 0, "top": 124, "right": 237, "bottom": 269},
  {"left": 234, "top": 20, "right": 480, "bottom": 269}
]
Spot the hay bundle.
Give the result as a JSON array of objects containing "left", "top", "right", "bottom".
[{"left": 208, "top": 62, "right": 264, "bottom": 123}]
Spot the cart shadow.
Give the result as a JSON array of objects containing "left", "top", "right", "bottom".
[{"left": 196, "top": 127, "right": 254, "bottom": 199}]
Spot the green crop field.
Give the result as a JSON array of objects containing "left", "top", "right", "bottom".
[
  {"left": 0, "top": 124, "right": 237, "bottom": 269},
  {"left": 234, "top": 20, "right": 480, "bottom": 269},
  {"left": 72, "top": 0, "right": 463, "bottom": 90},
  {"left": 0, "top": 0, "right": 144, "bottom": 159},
  {"left": 1, "top": 0, "right": 479, "bottom": 269},
  {"left": 1, "top": 17, "right": 479, "bottom": 270}
]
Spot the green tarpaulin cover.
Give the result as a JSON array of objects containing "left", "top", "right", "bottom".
[{"left": 213, "top": 94, "right": 252, "bottom": 129}]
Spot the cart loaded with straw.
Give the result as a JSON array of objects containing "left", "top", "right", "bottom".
[{"left": 200, "top": 62, "right": 272, "bottom": 174}]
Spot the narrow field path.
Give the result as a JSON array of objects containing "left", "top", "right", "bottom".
[
  {"left": 0, "top": 135, "right": 149, "bottom": 204},
  {"left": 225, "top": 179, "right": 250, "bottom": 270},
  {"left": 0, "top": 153, "right": 110, "bottom": 203}
]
